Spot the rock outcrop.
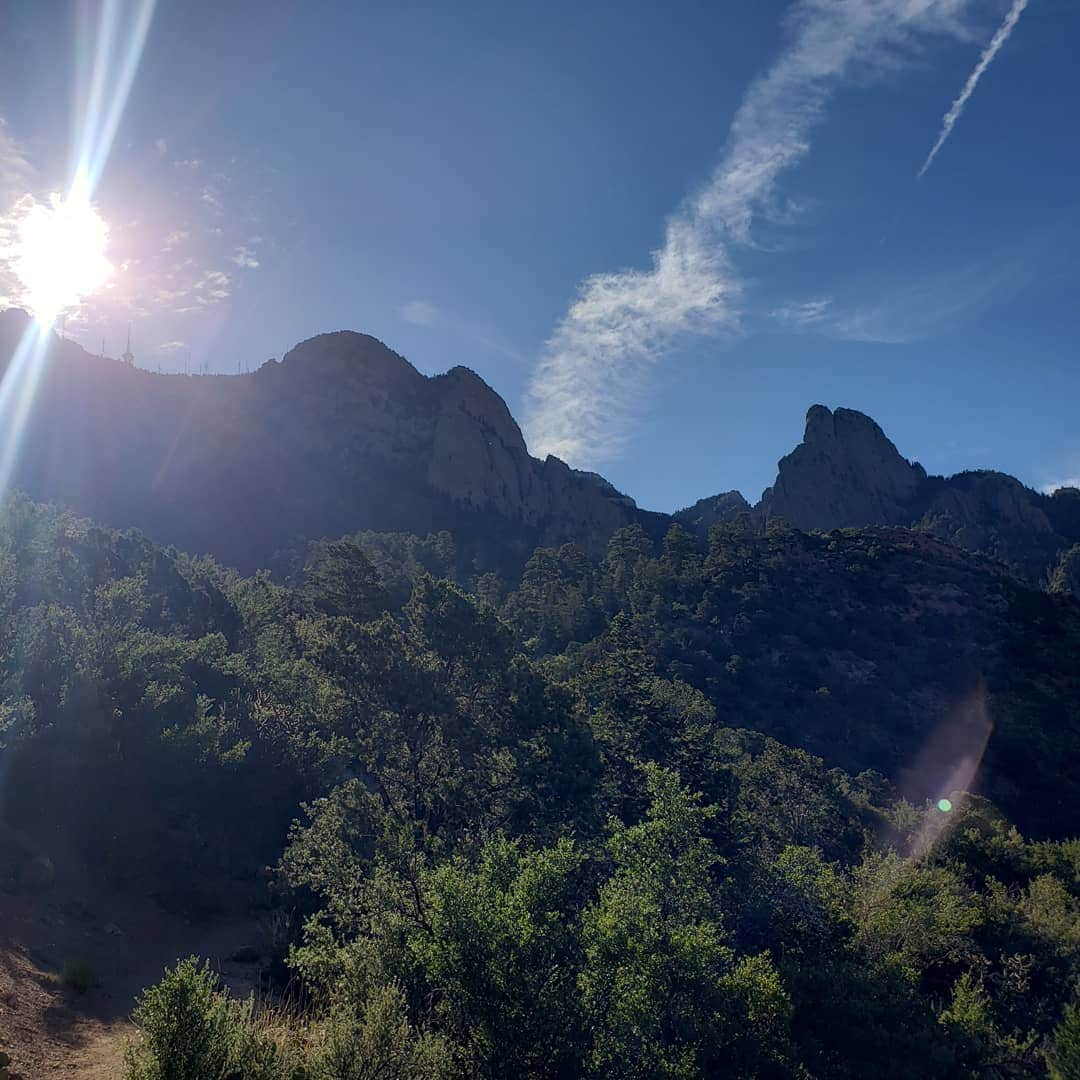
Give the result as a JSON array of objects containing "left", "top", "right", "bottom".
[
  {"left": 1050, "top": 544, "right": 1080, "bottom": 598},
  {"left": 675, "top": 490, "right": 751, "bottom": 532},
  {"left": 758, "top": 405, "right": 927, "bottom": 531},
  {"left": 0, "top": 312, "right": 660, "bottom": 573},
  {"left": 682, "top": 403, "right": 1080, "bottom": 587}
]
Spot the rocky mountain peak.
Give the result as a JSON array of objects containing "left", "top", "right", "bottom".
[
  {"left": 760, "top": 404, "right": 926, "bottom": 531},
  {"left": 803, "top": 402, "right": 836, "bottom": 442},
  {"left": 679, "top": 403, "right": 1080, "bottom": 587},
  {"left": 0, "top": 316, "right": 657, "bottom": 573},
  {"left": 278, "top": 331, "right": 425, "bottom": 392},
  {"left": 801, "top": 405, "right": 912, "bottom": 466}
]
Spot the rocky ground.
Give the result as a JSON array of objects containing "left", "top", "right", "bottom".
[{"left": 0, "top": 882, "right": 265, "bottom": 1078}]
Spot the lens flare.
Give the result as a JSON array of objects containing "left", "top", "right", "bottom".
[
  {"left": 895, "top": 684, "right": 993, "bottom": 862},
  {"left": 0, "top": 0, "right": 155, "bottom": 508},
  {"left": 10, "top": 181, "right": 113, "bottom": 323}
]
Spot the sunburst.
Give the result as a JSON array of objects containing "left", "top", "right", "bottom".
[{"left": 10, "top": 182, "right": 113, "bottom": 324}]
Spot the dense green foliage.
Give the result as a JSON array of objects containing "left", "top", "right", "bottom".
[
  {"left": 502, "top": 522, "right": 1080, "bottom": 839},
  {"left": 2, "top": 496, "right": 1079, "bottom": 1077}
]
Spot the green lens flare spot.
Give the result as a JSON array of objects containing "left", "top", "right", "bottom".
[{"left": 937, "top": 798, "right": 953, "bottom": 813}]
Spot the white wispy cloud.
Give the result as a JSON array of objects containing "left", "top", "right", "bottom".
[
  {"left": 0, "top": 119, "right": 35, "bottom": 307},
  {"left": 918, "top": 0, "right": 1029, "bottom": 179},
  {"left": 824, "top": 266, "right": 1013, "bottom": 343},
  {"left": 98, "top": 157, "right": 262, "bottom": 320},
  {"left": 230, "top": 245, "right": 260, "bottom": 269},
  {"left": 523, "top": 0, "right": 974, "bottom": 466},
  {"left": 775, "top": 224, "right": 1054, "bottom": 345},
  {"left": 190, "top": 269, "right": 231, "bottom": 306},
  {"left": 145, "top": 267, "right": 232, "bottom": 315},
  {"left": 400, "top": 299, "right": 439, "bottom": 327},
  {"left": 200, "top": 185, "right": 224, "bottom": 213},
  {"left": 771, "top": 297, "right": 833, "bottom": 328},
  {"left": 157, "top": 339, "right": 188, "bottom": 354}
]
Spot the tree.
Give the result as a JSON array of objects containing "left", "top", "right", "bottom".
[
  {"left": 1049, "top": 544, "right": 1080, "bottom": 598},
  {"left": 503, "top": 544, "right": 604, "bottom": 652},
  {"left": 300, "top": 538, "right": 389, "bottom": 622},
  {"left": 124, "top": 957, "right": 297, "bottom": 1079},
  {"left": 414, "top": 836, "right": 587, "bottom": 1078},
  {"left": 313, "top": 982, "right": 456, "bottom": 1080},
  {"left": 1047, "top": 1003, "right": 1080, "bottom": 1080},
  {"left": 600, "top": 524, "right": 654, "bottom": 606},
  {"left": 580, "top": 765, "right": 793, "bottom": 1078}
]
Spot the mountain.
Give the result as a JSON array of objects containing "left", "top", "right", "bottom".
[
  {"left": 5, "top": 319, "right": 1080, "bottom": 1078},
  {"left": 0, "top": 310, "right": 661, "bottom": 573},
  {"left": 680, "top": 403, "right": 1080, "bottom": 592},
  {"left": 759, "top": 405, "right": 927, "bottom": 530},
  {"left": 4, "top": 310, "right": 1077, "bottom": 590},
  {"left": 672, "top": 489, "right": 751, "bottom": 532}
]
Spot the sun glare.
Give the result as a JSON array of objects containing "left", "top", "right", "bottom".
[{"left": 11, "top": 187, "right": 113, "bottom": 324}]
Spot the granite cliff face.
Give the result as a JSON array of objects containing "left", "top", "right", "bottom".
[
  {"left": 0, "top": 312, "right": 656, "bottom": 573},
  {"left": 681, "top": 403, "right": 1080, "bottom": 591},
  {"left": 758, "top": 405, "right": 927, "bottom": 531}
]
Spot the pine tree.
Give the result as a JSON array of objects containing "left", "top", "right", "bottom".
[{"left": 1047, "top": 1004, "right": 1080, "bottom": 1080}]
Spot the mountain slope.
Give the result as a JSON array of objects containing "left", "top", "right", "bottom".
[
  {"left": 508, "top": 520, "right": 1080, "bottom": 839},
  {"left": 681, "top": 403, "right": 1080, "bottom": 590},
  {"left": 3, "top": 492, "right": 1080, "bottom": 1078},
  {"left": 0, "top": 310, "right": 659, "bottom": 573},
  {"left": 5, "top": 310, "right": 1077, "bottom": 589}
]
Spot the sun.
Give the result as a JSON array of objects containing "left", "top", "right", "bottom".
[{"left": 11, "top": 185, "right": 113, "bottom": 324}]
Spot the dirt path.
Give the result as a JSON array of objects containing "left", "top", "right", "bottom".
[{"left": 0, "top": 885, "right": 265, "bottom": 1078}]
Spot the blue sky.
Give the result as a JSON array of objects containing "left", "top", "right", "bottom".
[{"left": 0, "top": 0, "right": 1077, "bottom": 511}]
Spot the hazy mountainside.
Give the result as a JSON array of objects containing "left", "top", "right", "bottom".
[
  {"left": 680, "top": 404, "right": 1080, "bottom": 591},
  {"left": 3, "top": 309, "right": 1077, "bottom": 590},
  {"left": 0, "top": 309, "right": 659, "bottom": 574}
]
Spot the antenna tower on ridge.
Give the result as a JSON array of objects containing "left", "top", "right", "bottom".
[{"left": 121, "top": 324, "right": 135, "bottom": 366}]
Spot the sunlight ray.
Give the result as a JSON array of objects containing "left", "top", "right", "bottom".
[{"left": 0, "top": 0, "right": 156, "bottom": 503}]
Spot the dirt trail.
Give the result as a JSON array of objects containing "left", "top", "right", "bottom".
[{"left": 0, "top": 883, "right": 265, "bottom": 1078}]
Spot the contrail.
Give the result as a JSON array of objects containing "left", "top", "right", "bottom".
[
  {"left": 918, "top": 0, "right": 1030, "bottom": 179},
  {"left": 523, "top": 0, "right": 982, "bottom": 469}
]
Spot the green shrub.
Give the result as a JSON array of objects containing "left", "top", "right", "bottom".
[
  {"left": 1047, "top": 1003, "right": 1080, "bottom": 1080},
  {"left": 124, "top": 956, "right": 302, "bottom": 1080},
  {"left": 310, "top": 982, "right": 456, "bottom": 1080},
  {"left": 60, "top": 956, "right": 97, "bottom": 994},
  {"left": 125, "top": 958, "right": 454, "bottom": 1080}
]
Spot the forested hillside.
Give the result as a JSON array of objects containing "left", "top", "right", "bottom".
[{"left": 2, "top": 494, "right": 1080, "bottom": 1077}]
